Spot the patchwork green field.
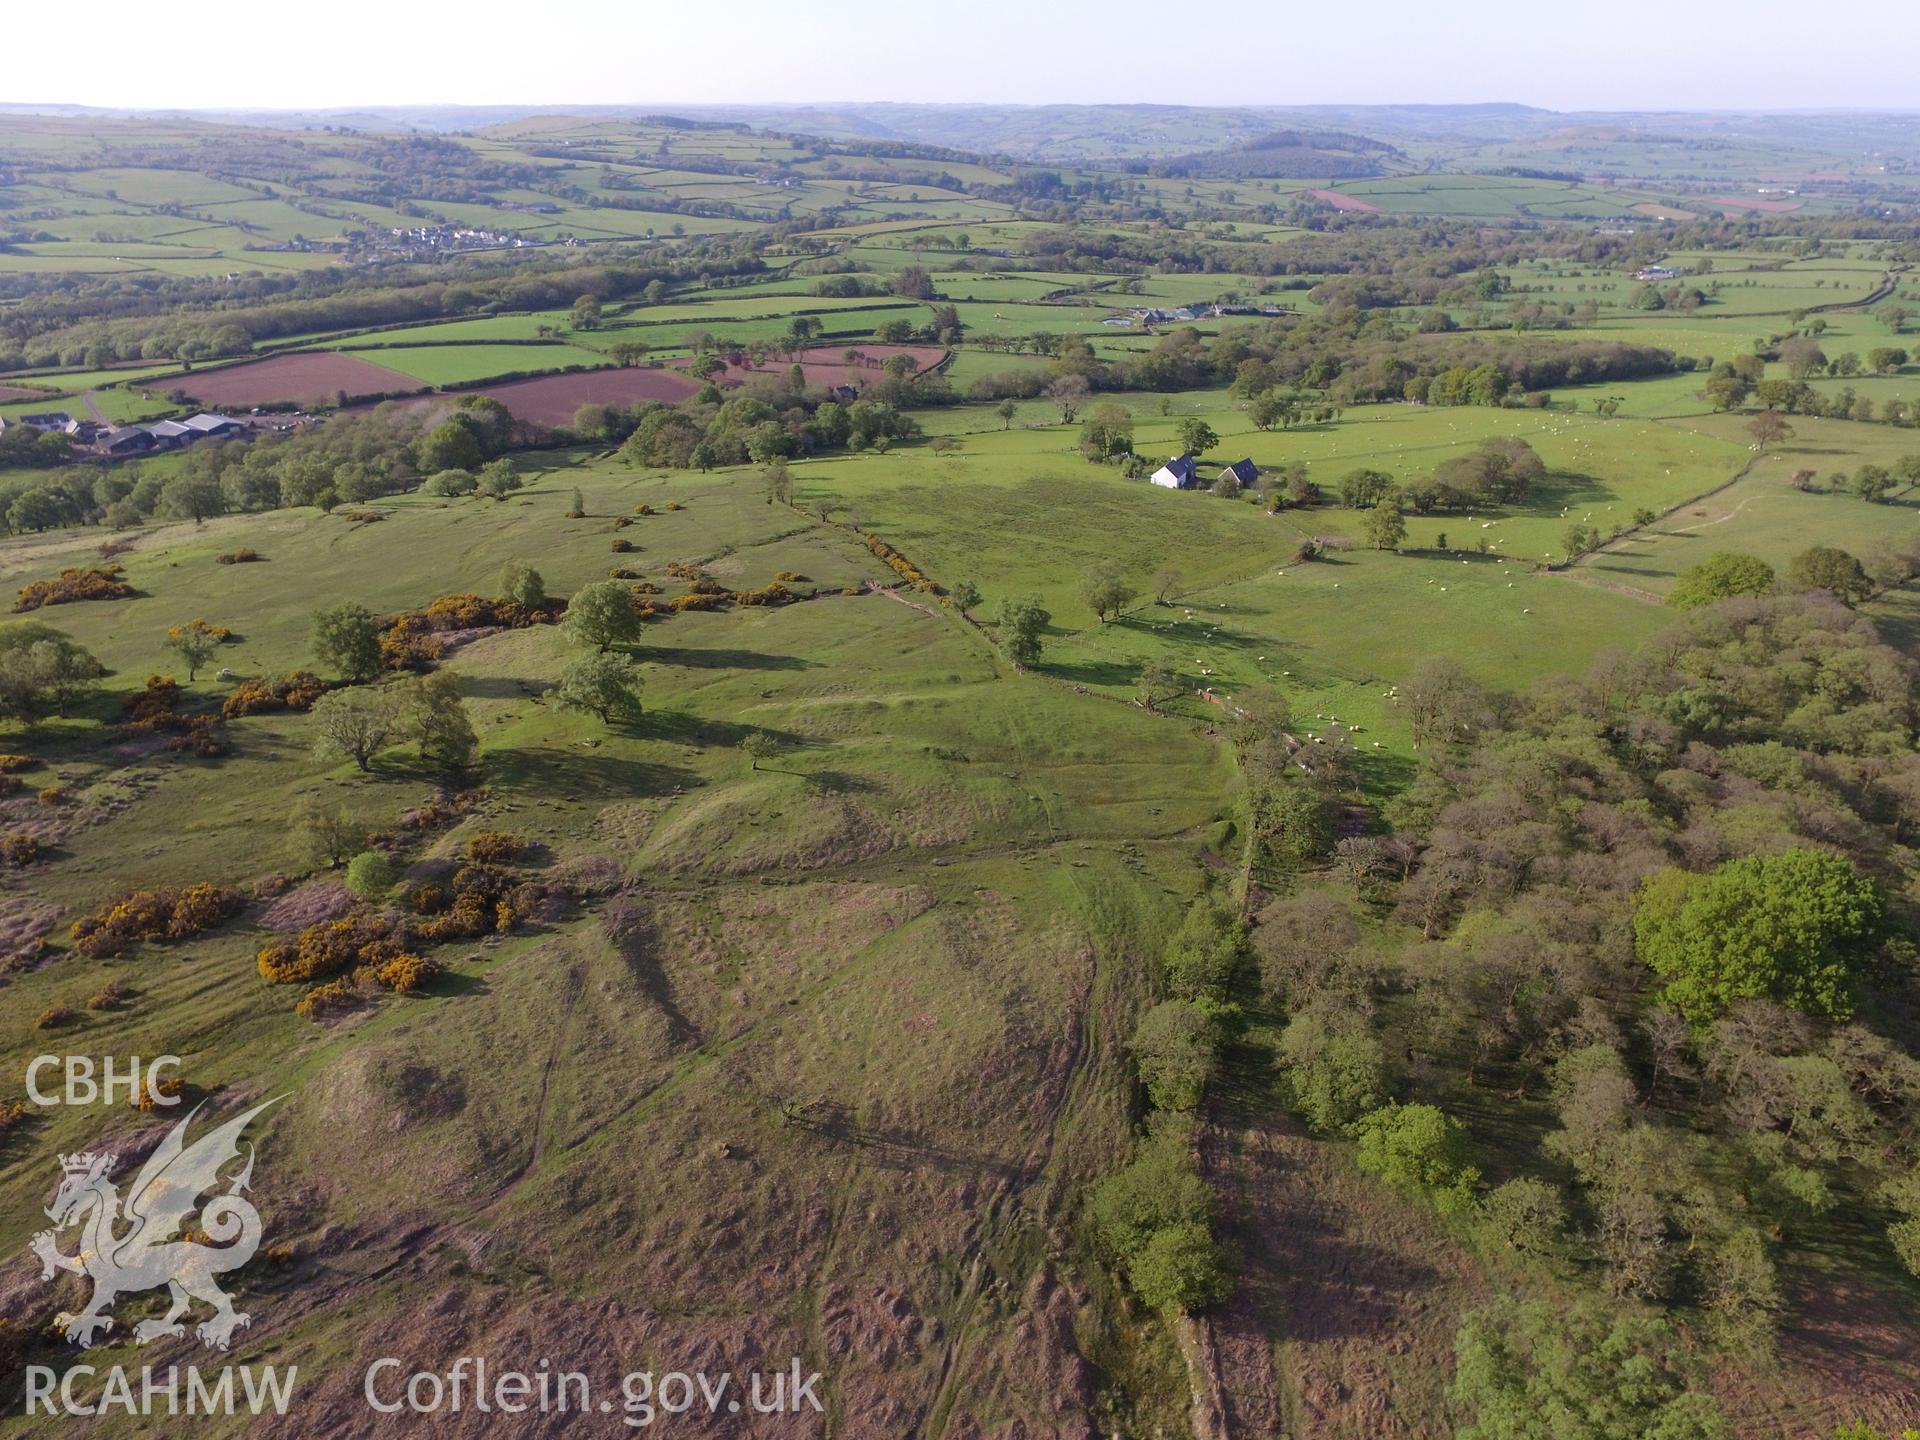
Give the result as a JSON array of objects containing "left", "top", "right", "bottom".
[{"left": 5, "top": 94, "right": 1920, "bottom": 1440}]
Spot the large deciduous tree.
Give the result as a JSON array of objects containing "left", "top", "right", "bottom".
[
  {"left": 0, "top": 621, "right": 101, "bottom": 719},
  {"left": 1668, "top": 552, "right": 1775, "bottom": 610},
  {"left": 554, "top": 652, "right": 644, "bottom": 723},
  {"left": 561, "top": 580, "right": 641, "bottom": 653},
  {"left": 1634, "top": 848, "right": 1881, "bottom": 1024},
  {"left": 310, "top": 686, "right": 403, "bottom": 773},
  {"left": 311, "top": 602, "right": 381, "bottom": 682}
]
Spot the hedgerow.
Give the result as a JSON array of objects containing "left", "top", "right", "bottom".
[{"left": 862, "top": 533, "right": 940, "bottom": 593}]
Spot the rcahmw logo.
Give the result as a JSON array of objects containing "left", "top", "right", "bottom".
[{"left": 23, "top": 1098, "right": 299, "bottom": 1419}]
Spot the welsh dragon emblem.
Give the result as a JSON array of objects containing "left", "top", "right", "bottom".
[{"left": 30, "top": 1099, "right": 279, "bottom": 1350}]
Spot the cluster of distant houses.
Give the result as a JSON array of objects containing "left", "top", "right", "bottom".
[
  {"left": 352, "top": 224, "right": 538, "bottom": 264},
  {"left": 0, "top": 410, "right": 253, "bottom": 457},
  {"left": 1149, "top": 454, "right": 1260, "bottom": 491},
  {"left": 1103, "top": 302, "right": 1291, "bottom": 328},
  {"left": 1635, "top": 265, "right": 1681, "bottom": 282},
  {"left": 386, "top": 224, "right": 530, "bottom": 249}
]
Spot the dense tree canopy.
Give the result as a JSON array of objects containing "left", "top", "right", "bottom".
[{"left": 1635, "top": 849, "right": 1881, "bottom": 1024}]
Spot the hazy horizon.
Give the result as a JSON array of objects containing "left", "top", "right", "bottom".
[{"left": 34, "top": 0, "right": 1920, "bottom": 114}]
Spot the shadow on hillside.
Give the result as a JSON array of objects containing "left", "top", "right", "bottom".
[
  {"left": 1416, "top": 547, "right": 1510, "bottom": 564},
  {"left": 483, "top": 747, "right": 699, "bottom": 798},
  {"left": 420, "top": 969, "right": 491, "bottom": 999},
  {"left": 460, "top": 676, "right": 554, "bottom": 701},
  {"left": 1129, "top": 620, "right": 1271, "bottom": 655},
  {"left": 798, "top": 768, "right": 880, "bottom": 795},
  {"left": 1533, "top": 470, "right": 1616, "bottom": 508},
  {"left": 1042, "top": 659, "right": 1139, "bottom": 688},
  {"left": 1867, "top": 596, "right": 1920, "bottom": 652},
  {"left": 1592, "top": 563, "right": 1687, "bottom": 578},
  {"left": 643, "top": 645, "right": 815, "bottom": 671},
  {"left": 1352, "top": 749, "right": 1421, "bottom": 797},
  {"left": 781, "top": 1100, "right": 1020, "bottom": 1181},
  {"left": 644, "top": 711, "right": 809, "bottom": 749}
]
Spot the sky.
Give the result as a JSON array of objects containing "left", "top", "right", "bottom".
[{"left": 33, "top": 0, "right": 1920, "bottom": 113}]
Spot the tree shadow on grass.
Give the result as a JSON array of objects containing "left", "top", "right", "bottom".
[
  {"left": 642, "top": 645, "right": 815, "bottom": 671},
  {"left": 1533, "top": 470, "right": 1620, "bottom": 509},
  {"left": 798, "top": 769, "right": 880, "bottom": 795},
  {"left": 1041, "top": 658, "right": 1139, "bottom": 688},
  {"left": 643, "top": 711, "right": 809, "bottom": 749},
  {"left": 459, "top": 676, "right": 555, "bottom": 701},
  {"left": 481, "top": 746, "right": 700, "bottom": 799},
  {"left": 419, "top": 969, "right": 491, "bottom": 999},
  {"left": 781, "top": 1100, "right": 1021, "bottom": 1181},
  {"left": 1351, "top": 748, "right": 1421, "bottom": 801},
  {"left": 1867, "top": 595, "right": 1920, "bottom": 652},
  {"left": 1415, "top": 546, "right": 1511, "bottom": 565}
]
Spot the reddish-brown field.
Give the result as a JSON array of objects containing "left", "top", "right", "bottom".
[
  {"left": 461, "top": 366, "right": 703, "bottom": 426},
  {"left": 168, "top": 351, "right": 420, "bottom": 409},
  {"left": 1310, "top": 189, "right": 1381, "bottom": 213},
  {"left": 0, "top": 384, "right": 55, "bottom": 402},
  {"left": 696, "top": 344, "right": 949, "bottom": 390},
  {"left": 1711, "top": 196, "right": 1803, "bottom": 213}
]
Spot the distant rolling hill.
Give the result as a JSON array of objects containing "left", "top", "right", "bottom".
[{"left": 1151, "top": 127, "right": 1410, "bottom": 179}]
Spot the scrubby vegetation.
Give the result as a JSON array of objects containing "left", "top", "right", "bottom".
[
  {"left": 69, "top": 883, "right": 246, "bottom": 957},
  {"left": 6, "top": 98, "right": 1920, "bottom": 1438},
  {"left": 14, "top": 565, "right": 134, "bottom": 613}
]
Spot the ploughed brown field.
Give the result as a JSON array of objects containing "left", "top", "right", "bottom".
[
  {"left": 166, "top": 351, "right": 420, "bottom": 409},
  {"left": 458, "top": 366, "right": 704, "bottom": 426},
  {"left": 694, "top": 344, "right": 949, "bottom": 390},
  {"left": 1309, "top": 188, "right": 1381, "bottom": 212},
  {"left": 1710, "top": 195, "right": 1804, "bottom": 213},
  {"left": 0, "top": 384, "right": 57, "bottom": 402}
]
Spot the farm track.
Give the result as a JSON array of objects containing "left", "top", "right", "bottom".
[
  {"left": 1558, "top": 451, "right": 1762, "bottom": 601},
  {"left": 456, "top": 958, "right": 588, "bottom": 1222}
]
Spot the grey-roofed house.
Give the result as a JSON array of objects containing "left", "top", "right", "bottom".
[
  {"left": 98, "top": 426, "right": 157, "bottom": 456},
  {"left": 1219, "top": 458, "right": 1260, "bottom": 487},
  {"left": 1150, "top": 454, "right": 1199, "bottom": 490},
  {"left": 19, "top": 412, "right": 77, "bottom": 434}
]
